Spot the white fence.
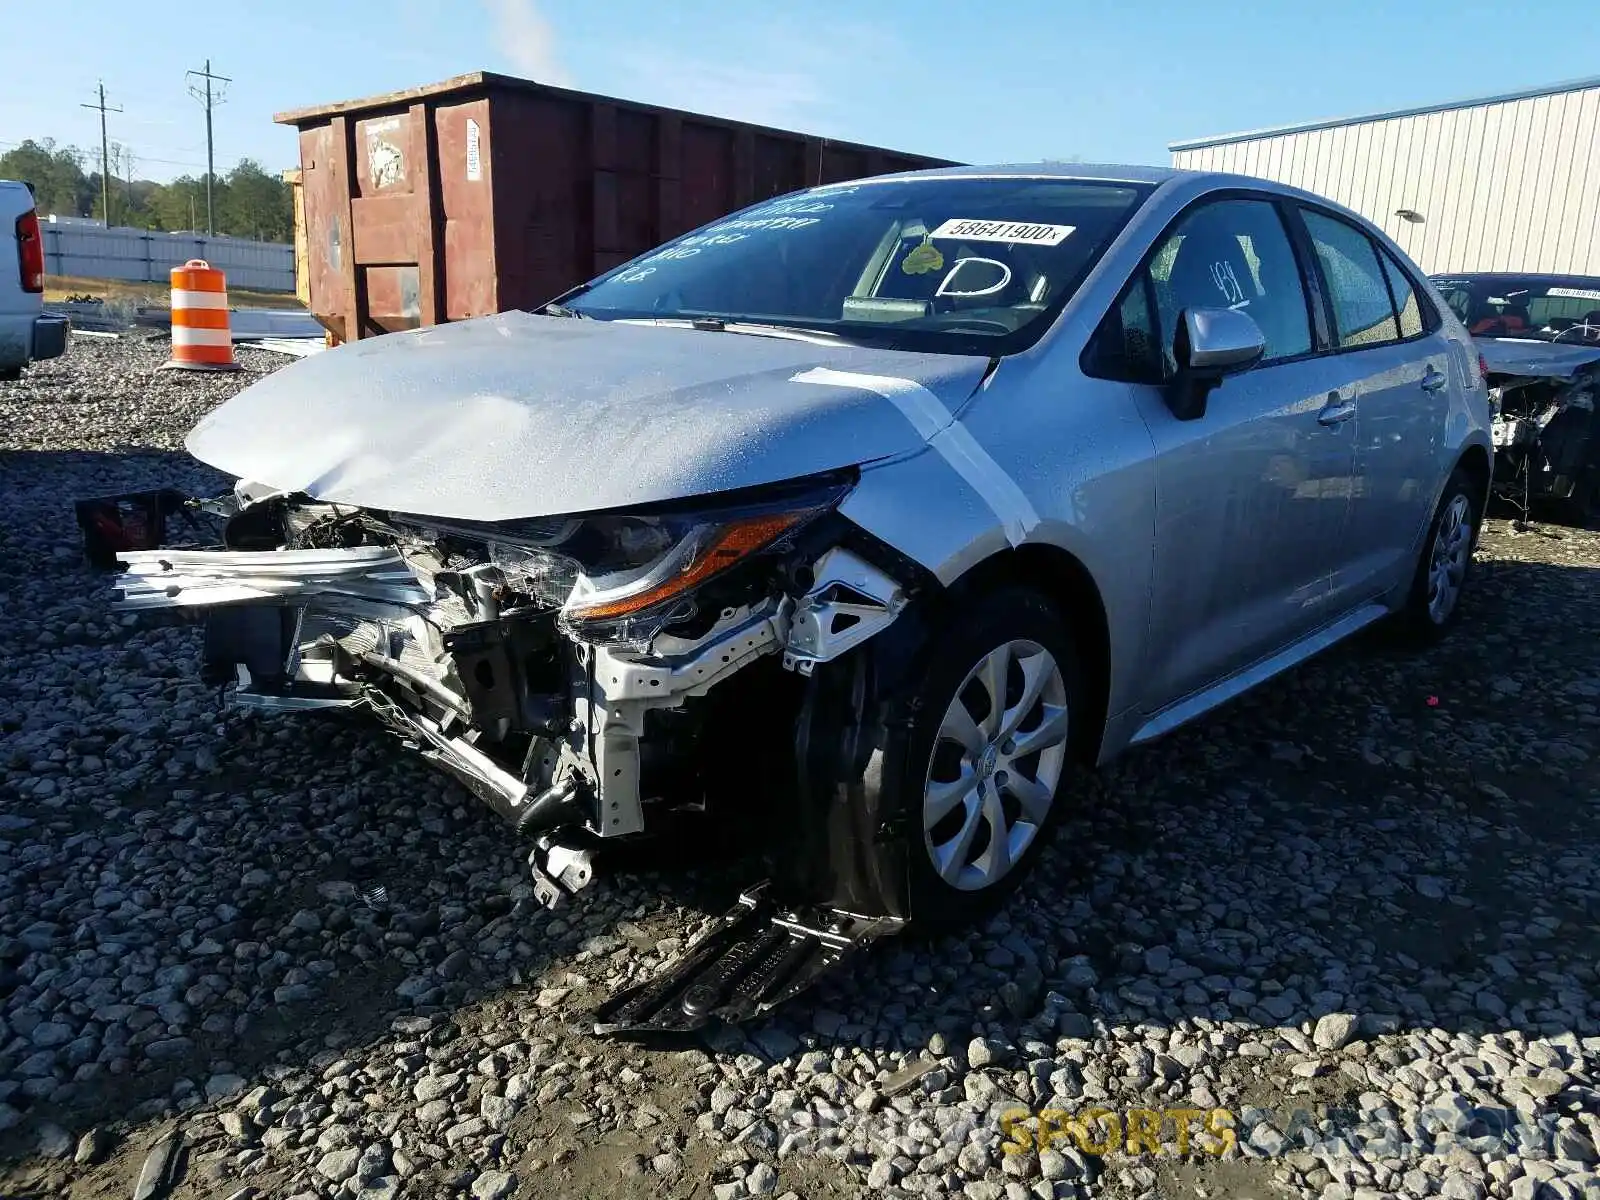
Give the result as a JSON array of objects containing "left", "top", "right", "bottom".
[{"left": 42, "top": 223, "right": 295, "bottom": 293}]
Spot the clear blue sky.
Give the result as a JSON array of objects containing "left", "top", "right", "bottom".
[{"left": 7, "top": 0, "right": 1598, "bottom": 183}]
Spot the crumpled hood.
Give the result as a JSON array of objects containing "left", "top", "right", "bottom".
[
  {"left": 186, "top": 311, "right": 990, "bottom": 521},
  {"left": 1476, "top": 337, "right": 1600, "bottom": 381}
]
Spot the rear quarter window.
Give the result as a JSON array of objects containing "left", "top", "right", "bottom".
[{"left": 1378, "top": 249, "right": 1426, "bottom": 338}]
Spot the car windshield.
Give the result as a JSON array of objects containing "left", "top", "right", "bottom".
[
  {"left": 1431, "top": 274, "right": 1600, "bottom": 343},
  {"left": 562, "top": 177, "right": 1153, "bottom": 356}
]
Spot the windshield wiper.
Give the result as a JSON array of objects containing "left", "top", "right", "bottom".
[
  {"left": 634, "top": 316, "right": 853, "bottom": 345},
  {"left": 539, "top": 301, "right": 591, "bottom": 319},
  {"left": 537, "top": 281, "right": 595, "bottom": 319}
]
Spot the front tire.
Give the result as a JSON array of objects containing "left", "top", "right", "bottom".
[
  {"left": 896, "top": 587, "right": 1084, "bottom": 931},
  {"left": 1398, "top": 465, "right": 1481, "bottom": 642}
]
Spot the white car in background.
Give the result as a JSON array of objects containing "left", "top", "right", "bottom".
[{"left": 0, "top": 180, "right": 67, "bottom": 380}]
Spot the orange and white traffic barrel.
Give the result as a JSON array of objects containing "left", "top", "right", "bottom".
[{"left": 162, "top": 259, "right": 240, "bottom": 371}]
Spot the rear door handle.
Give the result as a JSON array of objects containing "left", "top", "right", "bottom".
[
  {"left": 1318, "top": 394, "right": 1357, "bottom": 427},
  {"left": 1421, "top": 366, "right": 1449, "bottom": 393}
]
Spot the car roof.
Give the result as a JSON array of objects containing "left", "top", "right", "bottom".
[
  {"left": 830, "top": 162, "right": 1354, "bottom": 204},
  {"left": 861, "top": 162, "right": 1182, "bottom": 186}
]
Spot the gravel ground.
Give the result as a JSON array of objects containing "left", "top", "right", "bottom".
[{"left": 3, "top": 334, "right": 1600, "bottom": 1200}]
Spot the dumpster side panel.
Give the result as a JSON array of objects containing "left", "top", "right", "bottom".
[
  {"left": 434, "top": 98, "right": 498, "bottom": 321},
  {"left": 679, "top": 121, "right": 736, "bottom": 237},
  {"left": 754, "top": 134, "right": 807, "bottom": 199},
  {"left": 489, "top": 90, "right": 590, "bottom": 314},
  {"left": 350, "top": 109, "right": 422, "bottom": 333},
  {"left": 822, "top": 144, "right": 874, "bottom": 184},
  {"left": 297, "top": 123, "right": 351, "bottom": 342},
  {"left": 613, "top": 108, "right": 658, "bottom": 257}
]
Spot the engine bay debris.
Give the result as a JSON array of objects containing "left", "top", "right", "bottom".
[{"left": 1479, "top": 340, "right": 1600, "bottom": 523}]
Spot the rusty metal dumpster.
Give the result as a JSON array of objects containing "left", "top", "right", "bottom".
[{"left": 274, "top": 72, "right": 956, "bottom": 343}]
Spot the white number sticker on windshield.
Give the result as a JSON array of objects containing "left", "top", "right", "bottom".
[
  {"left": 1548, "top": 286, "right": 1600, "bottom": 302},
  {"left": 930, "top": 218, "right": 1075, "bottom": 246}
]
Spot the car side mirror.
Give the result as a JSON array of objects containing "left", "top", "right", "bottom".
[{"left": 1165, "top": 307, "right": 1266, "bottom": 421}]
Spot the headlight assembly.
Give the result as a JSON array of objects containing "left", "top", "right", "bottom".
[
  {"left": 560, "top": 511, "right": 810, "bottom": 622},
  {"left": 458, "top": 472, "right": 855, "bottom": 639}
]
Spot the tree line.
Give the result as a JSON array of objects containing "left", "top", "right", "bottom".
[{"left": 0, "top": 139, "right": 294, "bottom": 243}]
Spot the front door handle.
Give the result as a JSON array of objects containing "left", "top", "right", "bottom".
[
  {"left": 1421, "top": 366, "right": 1448, "bottom": 393},
  {"left": 1318, "top": 395, "right": 1357, "bottom": 427}
]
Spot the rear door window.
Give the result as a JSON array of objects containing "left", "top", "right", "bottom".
[{"left": 1302, "top": 210, "right": 1401, "bottom": 348}]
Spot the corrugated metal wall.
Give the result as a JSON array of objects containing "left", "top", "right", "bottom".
[
  {"left": 41, "top": 224, "right": 295, "bottom": 292},
  {"left": 1171, "top": 83, "right": 1600, "bottom": 276}
]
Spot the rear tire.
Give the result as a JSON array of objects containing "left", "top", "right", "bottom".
[
  {"left": 891, "top": 587, "right": 1085, "bottom": 931},
  {"left": 1397, "top": 465, "right": 1481, "bottom": 643}
]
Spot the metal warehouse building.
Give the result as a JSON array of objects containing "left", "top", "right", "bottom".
[{"left": 1170, "top": 76, "right": 1600, "bottom": 276}]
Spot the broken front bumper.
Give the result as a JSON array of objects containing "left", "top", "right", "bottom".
[
  {"left": 107, "top": 537, "right": 909, "bottom": 847},
  {"left": 116, "top": 545, "right": 562, "bottom": 834},
  {"left": 101, "top": 513, "right": 928, "bottom": 1029}
]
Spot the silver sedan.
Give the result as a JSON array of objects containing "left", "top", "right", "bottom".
[{"left": 111, "top": 164, "right": 1492, "bottom": 1019}]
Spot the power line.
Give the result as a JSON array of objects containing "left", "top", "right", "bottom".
[
  {"left": 185, "top": 59, "right": 230, "bottom": 236},
  {"left": 119, "top": 153, "right": 210, "bottom": 171},
  {"left": 80, "top": 81, "right": 123, "bottom": 225},
  {"left": 0, "top": 139, "right": 248, "bottom": 175}
]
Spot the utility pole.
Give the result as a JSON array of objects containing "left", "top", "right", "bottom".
[
  {"left": 186, "top": 59, "right": 230, "bottom": 236},
  {"left": 80, "top": 81, "right": 122, "bottom": 226}
]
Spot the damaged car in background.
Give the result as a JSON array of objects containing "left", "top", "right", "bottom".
[
  {"left": 86, "top": 165, "right": 1492, "bottom": 1034},
  {"left": 1432, "top": 272, "right": 1600, "bottom": 524}
]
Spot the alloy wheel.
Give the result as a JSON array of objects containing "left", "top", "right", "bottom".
[
  {"left": 922, "top": 638, "right": 1069, "bottom": 892},
  {"left": 1427, "top": 493, "right": 1473, "bottom": 624}
]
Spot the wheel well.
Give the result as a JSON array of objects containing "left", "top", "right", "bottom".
[
  {"left": 1457, "top": 444, "right": 1492, "bottom": 549},
  {"left": 945, "top": 545, "right": 1111, "bottom": 764},
  {"left": 1458, "top": 443, "right": 1491, "bottom": 502}
]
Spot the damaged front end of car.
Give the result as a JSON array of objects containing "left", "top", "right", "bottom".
[
  {"left": 97, "top": 469, "right": 929, "bottom": 1032},
  {"left": 1481, "top": 342, "right": 1600, "bottom": 523}
]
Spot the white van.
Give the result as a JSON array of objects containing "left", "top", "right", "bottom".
[{"left": 0, "top": 180, "right": 67, "bottom": 379}]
